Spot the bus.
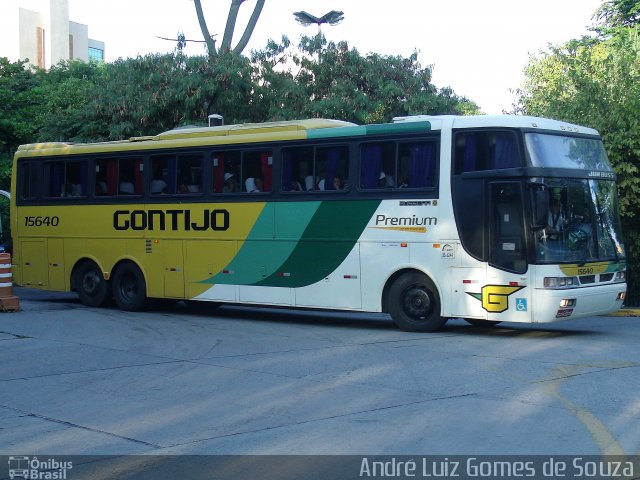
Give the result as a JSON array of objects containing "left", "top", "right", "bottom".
[{"left": 10, "top": 115, "right": 627, "bottom": 331}]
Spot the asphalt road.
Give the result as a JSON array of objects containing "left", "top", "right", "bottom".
[{"left": 1, "top": 286, "right": 639, "bottom": 459}]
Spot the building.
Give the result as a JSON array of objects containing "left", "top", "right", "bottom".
[{"left": 0, "top": 0, "right": 105, "bottom": 68}]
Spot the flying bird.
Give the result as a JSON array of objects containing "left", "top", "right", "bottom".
[{"left": 293, "top": 10, "right": 345, "bottom": 26}]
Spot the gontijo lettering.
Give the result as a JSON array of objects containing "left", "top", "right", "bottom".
[{"left": 114, "top": 209, "right": 229, "bottom": 231}]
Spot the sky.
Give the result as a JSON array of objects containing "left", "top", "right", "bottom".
[{"left": 67, "top": 0, "right": 604, "bottom": 114}]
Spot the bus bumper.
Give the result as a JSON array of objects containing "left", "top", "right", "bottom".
[{"left": 533, "top": 283, "right": 626, "bottom": 323}]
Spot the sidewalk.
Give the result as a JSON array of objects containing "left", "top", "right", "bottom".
[{"left": 607, "top": 307, "right": 640, "bottom": 317}]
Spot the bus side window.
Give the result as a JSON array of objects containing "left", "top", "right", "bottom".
[
  {"left": 242, "top": 150, "right": 272, "bottom": 193},
  {"left": 398, "top": 141, "right": 437, "bottom": 189},
  {"left": 316, "top": 146, "right": 349, "bottom": 191},
  {"left": 44, "top": 160, "right": 88, "bottom": 197},
  {"left": 177, "top": 153, "right": 203, "bottom": 195},
  {"left": 455, "top": 131, "right": 521, "bottom": 173},
  {"left": 150, "top": 155, "right": 173, "bottom": 195},
  {"left": 281, "top": 147, "right": 312, "bottom": 192},
  {"left": 360, "top": 142, "right": 394, "bottom": 190},
  {"left": 18, "top": 162, "right": 39, "bottom": 201}
]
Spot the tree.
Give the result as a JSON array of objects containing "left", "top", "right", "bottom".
[
  {"left": 250, "top": 36, "right": 479, "bottom": 123},
  {"left": 194, "top": 0, "right": 265, "bottom": 56},
  {"left": 517, "top": 24, "right": 640, "bottom": 305},
  {"left": 0, "top": 58, "right": 44, "bottom": 189},
  {"left": 594, "top": 0, "right": 640, "bottom": 28}
]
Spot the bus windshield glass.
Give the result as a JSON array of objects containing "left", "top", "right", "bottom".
[
  {"left": 525, "top": 133, "right": 613, "bottom": 171},
  {"left": 534, "top": 178, "right": 625, "bottom": 264}
]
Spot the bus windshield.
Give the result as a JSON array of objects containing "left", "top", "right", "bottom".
[
  {"left": 534, "top": 178, "right": 625, "bottom": 264},
  {"left": 525, "top": 133, "right": 613, "bottom": 171}
]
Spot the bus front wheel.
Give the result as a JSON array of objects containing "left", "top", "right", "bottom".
[
  {"left": 76, "top": 261, "right": 110, "bottom": 307},
  {"left": 112, "top": 262, "right": 147, "bottom": 311},
  {"left": 388, "top": 272, "right": 447, "bottom": 332}
]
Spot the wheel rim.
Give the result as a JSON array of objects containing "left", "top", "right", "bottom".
[
  {"left": 118, "top": 271, "right": 138, "bottom": 301},
  {"left": 401, "top": 284, "right": 432, "bottom": 319},
  {"left": 82, "top": 270, "right": 101, "bottom": 297}
]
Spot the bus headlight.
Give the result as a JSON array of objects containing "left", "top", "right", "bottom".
[
  {"left": 559, "top": 298, "right": 576, "bottom": 307},
  {"left": 544, "top": 277, "right": 578, "bottom": 288},
  {"left": 614, "top": 271, "right": 626, "bottom": 282}
]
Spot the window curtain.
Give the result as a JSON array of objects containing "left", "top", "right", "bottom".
[
  {"left": 324, "top": 148, "right": 341, "bottom": 190},
  {"left": 79, "top": 163, "right": 88, "bottom": 195},
  {"left": 409, "top": 142, "right": 436, "bottom": 188},
  {"left": 107, "top": 160, "right": 118, "bottom": 195},
  {"left": 213, "top": 155, "right": 225, "bottom": 193},
  {"left": 282, "top": 151, "right": 292, "bottom": 191},
  {"left": 134, "top": 159, "right": 143, "bottom": 194},
  {"left": 463, "top": 134, "right": 477, "bottom": 172},
  {"left": 360, "top": 145, "right": 382, "bottom": 189},
  {"left": 492, "top": 133, "right": 518, "bottom": 169},
  {"left": 261, "top": 152, "right": 272, "bottom": 191},
  {"left": 49, "top": 162, "right": 63, "bottom": 197},
  {"left": 166, "top": 157, "right": 177, "bottom": 194}
]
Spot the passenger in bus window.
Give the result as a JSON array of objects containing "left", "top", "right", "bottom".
[
  {"left": 304, "top": 175, "right": 314, "bottom": 191},
  {"left": 378, "top": 172, "right": 387, "bottom": 188},
  {"left": 317, "top": 171, "right": 327, "bottom": 190},
  {"left": 119, "top": 181, "right": 135, "bottom": 195},
  {"left": 223, "top": 173, "right": 237, "bottom": 193},
  {"left": 245, "top": 177, "right": 262, "bottom": 192},
  {"left": 332, "top": 176, "right": 343, "bottom": 190},
  {"left": 151, "top": 163, "right": 167, "bottom": 194},
  {"left": 96, "top": 181, "right": 107, "bottom": 196},
  {"left": 290, "top": 179, "right": 303, "bottom": 191}
]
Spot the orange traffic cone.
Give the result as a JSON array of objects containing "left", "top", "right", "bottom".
[{"left": 0, "top": 252, "right": 19, "bottom": 312}]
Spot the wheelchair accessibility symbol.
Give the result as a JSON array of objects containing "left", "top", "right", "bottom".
[{"left": 515, "top": 298, "right": 528, "bottom": 312}]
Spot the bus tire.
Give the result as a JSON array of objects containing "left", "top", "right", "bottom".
[
  {"left": 388, "top": 272, "right": 447, "bottom": 332},
  {"left": 112, "top": 262, "right": 147, "bottom": 311},
  {"left": 76, "top": 261, "right": 110, "bottom": 307},
  {"left": 464, "top": 318, "right": 502, "bottom": 327}
]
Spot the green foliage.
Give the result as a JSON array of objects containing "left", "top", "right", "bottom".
[
  {"left": 0, "top": 58, "right": 46, "bottom": 189},
  {"left": 594, "top": 0, "right": 640, "bottom": 28},
  {"left": 252, "top": 36, "right": 479, "bottom": 123},
  {"left": 517, "top": 25, "right": 640, "bottom": 304}
]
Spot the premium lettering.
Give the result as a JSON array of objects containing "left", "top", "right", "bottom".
[{"left": 375, "top": 214, "right": 437, "bottom": 226}]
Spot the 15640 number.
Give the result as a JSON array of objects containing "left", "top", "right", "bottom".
[{"left": 24, "top": 216, "right": 60, "bottom": 227}]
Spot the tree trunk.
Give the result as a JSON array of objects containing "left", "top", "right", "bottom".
[
  {"left": 221, "top": 0, "right": 247, "bottom": 52},
  {"left": 194, "top": 0, "right": 217, "bottom": 56},
  {"left": 233, "top": 0, "right": 265, "bottom": 54}
]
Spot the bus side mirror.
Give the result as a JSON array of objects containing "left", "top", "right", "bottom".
[{"left": 532, "top": 189, "right": 548, "bottom": 230}]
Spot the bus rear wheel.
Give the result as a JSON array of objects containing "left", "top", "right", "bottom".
[
  {"left": 76, "top": 261, "right": 110, "bottom": 307},
  {"left": 388, "top": 272, "right": 447, "bottom": 332},
  {"left": 112, "top": 262, "right": 147, "bottom": 311}
]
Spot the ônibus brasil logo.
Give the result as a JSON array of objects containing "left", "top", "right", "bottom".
[{"left": 8, "top": 456, "right": 73, "bottom": 479}]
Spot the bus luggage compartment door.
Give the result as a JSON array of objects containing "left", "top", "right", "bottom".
[
  {"left": 160, "top": 240, "right": 185, "bottom": 298},
  {"left": 47, "top": 238, "right": 65, "bottom": 290},
  {"left": 19, "top": 240, "right": 48, "bottom": 287},
  {"left": 449, "top": 266, "right": 487, "bottom": 319}
]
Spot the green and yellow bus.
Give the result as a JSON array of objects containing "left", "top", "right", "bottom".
[{"left": 10, "top": 115, "right": 627, "bottom": 331}]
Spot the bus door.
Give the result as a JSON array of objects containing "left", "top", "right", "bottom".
[{"left": 486, "top": 182, "right": 531, "bottom": 322}]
